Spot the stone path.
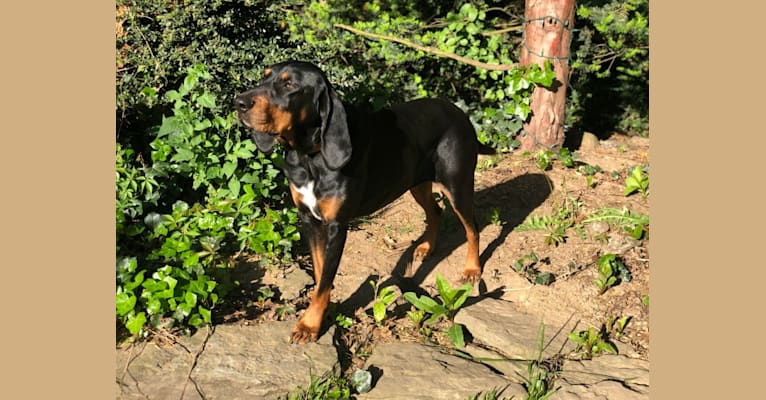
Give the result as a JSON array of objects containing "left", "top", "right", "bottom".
[{"left": 116, "top": 297, "right": 648, "bottom": 399}]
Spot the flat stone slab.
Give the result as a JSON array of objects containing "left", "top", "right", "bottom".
[
  {"left": 358, "top": 342, "right": 526, "bottom": 400},
  {"left": 552, "top": 380, "right": 647, "bottom": 400},
  {"left": 553, "top": 354, "right": 649, "bottom": 399},
  {"left": 455, "top": 297, "right": 578, "bottom": 360},
  {"left": 116, "top": 321, "right": 338, "bottom": 399}
]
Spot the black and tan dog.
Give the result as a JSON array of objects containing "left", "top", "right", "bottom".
[{"left": 235, "top": 61, "right": 494, "bottom": 343}]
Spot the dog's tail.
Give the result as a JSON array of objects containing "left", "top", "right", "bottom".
[{"left": 477, "top": 141, "right": 497, "bottom": 155}]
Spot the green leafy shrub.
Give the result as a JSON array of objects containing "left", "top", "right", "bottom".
[
  {"left": 286, "top": 0, "right": 554, "bottom": 151},
  {"left": 569, "top": 0, "right": 649, "bottom": 136},
  {"left": 116, "top": 0, "right": 293, "bottom": 132},
  {"left": 116, "top": 65, "right": 299, "bottom": 337}
]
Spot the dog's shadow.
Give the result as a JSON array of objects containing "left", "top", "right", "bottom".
[{"left": 333, "top": 172, "right": 552, "bottom": 321}]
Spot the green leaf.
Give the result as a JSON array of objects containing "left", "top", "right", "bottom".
[
  {"left": 450, "top": 284, "right": 473, "bottom": 311},
  {"left": 447, "top": 324, "right": 465, "bottom": 348},
  {"left": 171, "top": 148, "right": 195, "bottom": 163},
  {"left": 234, "top": 144, "right": 255, "bottom": 159},
  {"left": 435, "top": 274, "right": 455, "bottom": 304},
  {"left": 188, "top": 314, "right": 204, "bottom": 326},
  {"left": 199, "top": 306, "right": 211, "bottom": 324},
  {"left": 373, "top": 302, "right": 386, "bottom": 323},
  {"left": 195, "top": 92, "right": 217, "bottom": 109},
  {"left": 222, "top": 161, "right": 237, "bottom": 178},
  {"left": 185, "top": 292, "right": 198, "bottom": 307},
  {"left": 228, "top": 178, "right": 241, "bottom": 197},
  {"left": 157, "top": 116, "right": 182, "bottom": 138},
  {"left": 116, "top": 292, "right": 136, "bottom": 316},
  {"left": 125, "top": 312, "right": 147, "bottom": 335}
]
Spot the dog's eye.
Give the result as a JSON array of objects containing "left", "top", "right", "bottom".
[{"left": 284, "top": 80, "right": 296, "bottom": 89}]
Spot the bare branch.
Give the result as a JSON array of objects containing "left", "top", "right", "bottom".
[{"left": 334, "top": 23, "right": 517, "bottom": 71}]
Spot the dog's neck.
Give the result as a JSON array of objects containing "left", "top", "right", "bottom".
[{"left": 284, "top": 148, "right": 324, "bottom": 187}]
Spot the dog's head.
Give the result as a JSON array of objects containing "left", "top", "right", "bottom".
[{"left": 234, "top": 61, "right": 351, "bottom": 170}]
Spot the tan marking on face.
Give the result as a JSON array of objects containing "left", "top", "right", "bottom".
[
  {"left": 248, "top": 95, "right": 296, "bottom": 147},
  {"left": 280, "top": 71, "right": 290, "bottom": 81},
  {"left": 317, "top": 197, "right": 344, "bottom": 221},
  {"left": 264, "top": 68, "right": 272, "bottom": 77}
]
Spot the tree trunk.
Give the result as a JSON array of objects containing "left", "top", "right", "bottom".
[{"left": 519, "top": 0, "right": 575, "bottom": 151}]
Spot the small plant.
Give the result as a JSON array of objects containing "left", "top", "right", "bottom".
[
  {"left": 278, "top": 371, "right": 351, "bottom": 400},
  {"left": 594, "top": 254, "right": 632, "bottom": 295},
  {"left": 370, "top": 280, "right": 398, "bottom": 326},
  {"left": 488, "top": 207, "right": 503, "bottom": 226},
  {"left": 512, "top": 252, "right": 555, "bottom": 286},
  {"left": 476, "top": 155, "right": 501, "bottom": 172},
  {"left": 467, "top": 388, "right": 513, "bottom": 400},
  {"left": 403, "top": 273, "right": 473, "bottom": 348},
  {"left": 520, "top": 323, "right": 559, "bottom": 400},
  {"left": 606, "top": 316, "right": 631, "bottom": 339},
  {"left": 406, "top": 309, "right": 425, "bottom": 328},
  {"left": 335, "top": 313, "right": 353, "bottom": 329},
  {"left": 641, "top": 295, "right": 650, "bottom": 308},
  {"left": 624, "top": 166, "right": 649, "bottom": 198},
  {"left": 557, "top": 147, "right": 576, "bottom": 168},
  {"left": 256, "top": 286, "right": 275, "bottom": 304},
  {"left": 275, "top": 304, "right": 296, "bottom": 320},
  {"left": 515, "top": 207, "right": 574, "bottom": 247},
  {"left": 582, "top": 207, "right": 649, "bottom": 240},
  {"left": 535, "top": 149, "right": 554, "bottom": 171},
  {"left": 577, "top": 163, "right": 602, "bottom": 188},
  {"left": 568, "top": 325, "right": 618, "bottom": 360}
]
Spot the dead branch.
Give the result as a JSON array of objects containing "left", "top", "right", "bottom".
[{"left": 334, "top": 23, "right": 517, "bottom": 71}]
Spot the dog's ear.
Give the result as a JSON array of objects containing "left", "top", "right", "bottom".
[
  {"left": 317, "top": 82, "right": 351, "bottom": 170},
  {"left": 251, "top": 132, "right": 277, "bottom": 154}
]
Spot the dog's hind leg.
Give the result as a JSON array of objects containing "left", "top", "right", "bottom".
[{"left": 410, "top": 181, "right": 443, "bottom": 261}]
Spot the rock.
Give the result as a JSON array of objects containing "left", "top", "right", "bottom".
[
  {"left": 263, "top": 265, "right": 314, "bottom": 301},
  {"left": 116, "top": 332, "right": 208, "bottom": 400},
  {"left": 580, "top": 132, "right": 600, "bottom": 151},
  {"left": 559, "top": 354, "right": 649, "bottom": 391},
  {"left": 586, "top": 221, "right": 610, "bottom": 237},
  {"left": 358, "top": 342, "right": 526, "bottom": 400},
  {"left": 116, "top": 321, "right": 338, "bottom": 400},
  {"left": 552, "top": 380, "right": 647, "bottom": 400},
  {"left": 461, "top": 344, "right": 528, "bottom": 379},
  {"left": 349, "top": 368, "right": 373, "bottom": 394},
  {"left": 455, "top": 298, "right": 577, "bottom": 360},
  {"left": 604, "top": 235, "right": 641, "bottom": 255}
]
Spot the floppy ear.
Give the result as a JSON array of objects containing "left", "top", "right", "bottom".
[
  {"left": 251, "top": 132, "right": 277, "bottom": 154},
  {"left": 317, "top": 83, "right": 351, "bottom": 170}
]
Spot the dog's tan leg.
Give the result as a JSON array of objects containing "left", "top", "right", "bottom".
[
  {"left": 410, "top": 182, "right": 442, "bottom": 261},
  {"left": 441, "top": 189, "right": 481, "bottom": 283}
]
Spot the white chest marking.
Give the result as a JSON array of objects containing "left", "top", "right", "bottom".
[{"left": 294, "top": 181, "right": 322, "bottom": 220}]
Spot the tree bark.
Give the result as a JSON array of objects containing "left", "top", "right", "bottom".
[{"left": 519, "top": 0, "right": 575, "bottom": 151}]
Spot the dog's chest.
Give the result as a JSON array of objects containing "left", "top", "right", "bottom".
[{"left": 290, "top": 181, "right": 322, "bottom": 220}]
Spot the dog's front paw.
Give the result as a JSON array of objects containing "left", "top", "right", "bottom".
[
  {"left": 290, "top": 319, "right": 319, "bottom": 344},
  {"left": 413, "top": 242, "right": 433, "bottom": 261},
  {"left": 460, "top": 267, "right": 481, "bottom": 285}
]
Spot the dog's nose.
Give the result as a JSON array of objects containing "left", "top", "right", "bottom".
[{"left": 234, "top": 95, "right": 254, "bottom": 112}]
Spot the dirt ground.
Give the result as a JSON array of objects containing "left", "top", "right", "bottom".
[{"left": 222, "top": 133, "right": 650, "bottom": 366}]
